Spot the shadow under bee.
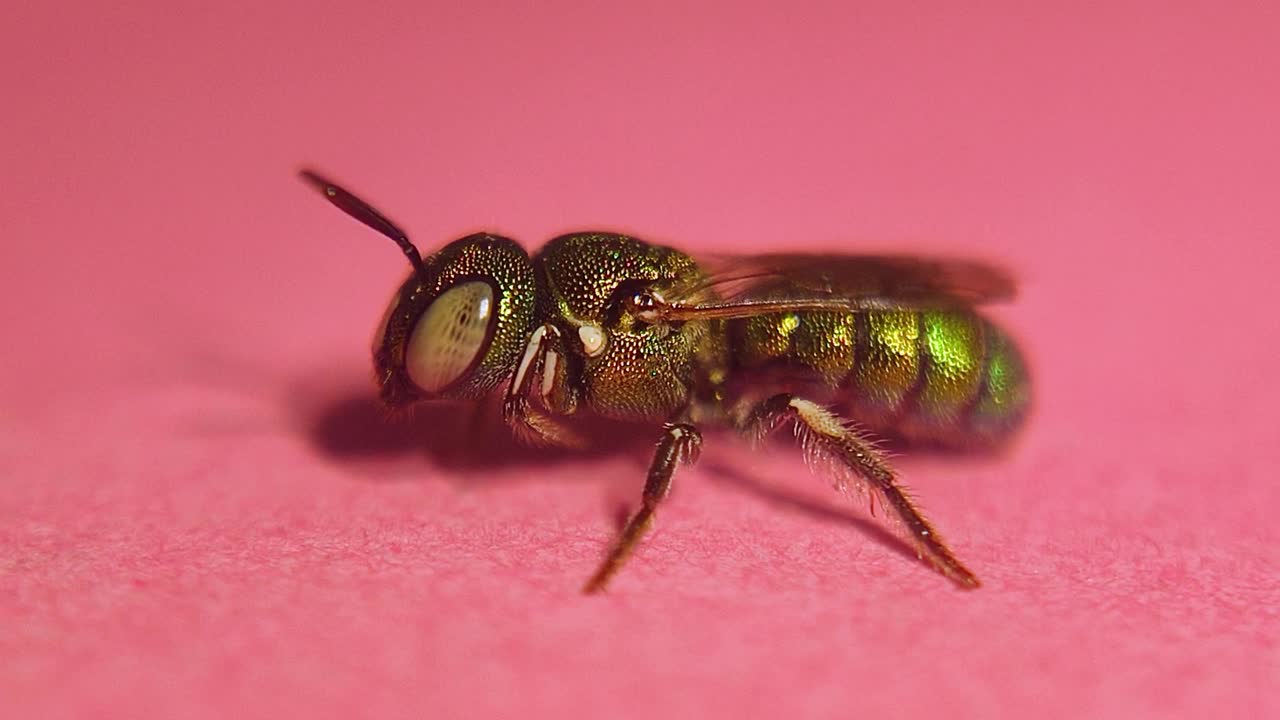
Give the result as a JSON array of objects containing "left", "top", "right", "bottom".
[
  {"left": 290, "top": 367, "right": 980, "bottom": 570},
  {"left": 702, "top": 460, "right": 925, "bottom": 566},
  {"left": 295, "top": 380, "right": 646, "bottom": 475}
]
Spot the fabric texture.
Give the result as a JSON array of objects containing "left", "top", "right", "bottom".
[{"left": 2, "top": 2, "right": 1275, "bottom": 718}]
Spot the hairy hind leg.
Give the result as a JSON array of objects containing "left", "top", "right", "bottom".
[{"left": 738, "top": 393, "right": 980, "bottom": 588}]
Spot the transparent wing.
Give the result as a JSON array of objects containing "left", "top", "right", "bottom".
[{"left": 652, "top": 253, "right": 1017, "bottom": 321}]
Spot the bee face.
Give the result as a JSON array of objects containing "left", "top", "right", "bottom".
[
  {"left": 374, "top": 234, "right": 537, "bottom": 407},
  {"left": 537, "top": 233, "right": 710, "bottom": 419}
]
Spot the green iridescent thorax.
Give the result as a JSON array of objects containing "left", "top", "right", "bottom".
[
  {"left": 535, "top": 233, "right": 713, "bottom": 420},
  {"left": 374, "top": 233, "right": 537, "bottom": 406}
]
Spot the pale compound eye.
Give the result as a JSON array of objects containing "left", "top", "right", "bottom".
[{"left": 405, "top": 281, "right": 495, "bottom": 392}]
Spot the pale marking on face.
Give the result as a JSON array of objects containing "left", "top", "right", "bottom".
[
  {"left": 541, "top": 350, "right": 559, "bottom": 399},
  {"left": 578, "top": 324, "right": 606, "bottom": 357},
  {"left": 512, "top": 325, "right": 549, "bottom": 396}
]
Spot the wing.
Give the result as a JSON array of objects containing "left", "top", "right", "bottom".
[{"left": 648, "top": 253, "right": 1017, "bottom": 323}]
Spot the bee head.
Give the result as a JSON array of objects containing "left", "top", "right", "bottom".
[
  {"left": 302, "top": 171, "right": 536, "bottom": 407},
  {"left": 372, "top": 234, "right": 537, "bottom": 407}
]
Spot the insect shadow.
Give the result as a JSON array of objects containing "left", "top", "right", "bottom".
[
  {"left": 702, "top": 460, "right": 923, "bottom": 565},
  {"left": 298, "top": 372, "right": 928, "bottom": 564},
  {"left": 298, "top": 380, "right": 645, "bottom": 476},
  {"left": 299, "top": 372, "right": 997, "bottom": 474}
]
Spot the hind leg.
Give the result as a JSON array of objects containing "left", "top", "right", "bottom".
[{"left": 739, "top": 393, "right": 980, "bottom": 588}]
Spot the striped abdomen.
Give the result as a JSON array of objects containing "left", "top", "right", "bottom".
[{"left": 728, "top": 309, "right": 1031, "bottom": 446}]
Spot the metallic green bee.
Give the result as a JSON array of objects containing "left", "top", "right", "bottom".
[{"left": 303, "top": 171, "right": 1031, "bottom": 593}]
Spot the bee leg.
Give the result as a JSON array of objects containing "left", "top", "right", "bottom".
[
  {"left": 739, "top": 394, "right": 980, "bottom": 589},
  {"left": 583, "top": 422, "right": 702, "bottom": 594},
  {"left": 503, "top": 323, "right": 583, "bottom": 448}
]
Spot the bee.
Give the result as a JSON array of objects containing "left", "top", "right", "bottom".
[{"left": 302, "top": 171, "right": 1031, "bottom": 593}]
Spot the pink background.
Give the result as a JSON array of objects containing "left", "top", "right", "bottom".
[{"left": 3, "top": 1, "right": 1277, "bottom": 717}]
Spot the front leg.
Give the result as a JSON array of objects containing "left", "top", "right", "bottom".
[
  {"left": 583, "top": 423, "right": 702, "bottom": 594},
  {"left": 503, "top": 323, "right": 582, "bottom": 448},
  {"left": 739, "top": 394, "right": 980, "bottom": 588}
]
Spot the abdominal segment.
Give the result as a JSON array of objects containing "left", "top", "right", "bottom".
[{"left": 728, "top": 309, "right": 1030, "bottom": 446}]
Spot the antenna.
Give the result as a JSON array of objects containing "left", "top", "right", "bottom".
[{"left": 300, "top": 169, "right": 427, "bottom": 276}]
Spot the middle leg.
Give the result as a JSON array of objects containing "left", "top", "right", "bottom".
[{"left": 582, "top": 422, "right": 702, "bottom": 594}]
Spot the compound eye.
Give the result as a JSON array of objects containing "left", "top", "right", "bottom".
[{"left": 405, "top": 281, "right": 495, "bottom": 392}]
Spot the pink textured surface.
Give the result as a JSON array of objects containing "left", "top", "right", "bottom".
[{"left": 3, "top": 2, "right": 1277, "bottom": 718}]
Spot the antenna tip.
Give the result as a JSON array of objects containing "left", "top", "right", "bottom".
[{"left": 298, "top": 168, "right": 336, "bottom": 194}]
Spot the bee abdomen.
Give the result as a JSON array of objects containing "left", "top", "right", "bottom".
[
  {"left": 730, "top": 309, "right": 1030, "bottom": 446},
  {"left": 851, "top": 310, "right": 1030, "bottom": 445},
  {"left": 956, "top": 322, "right": 1032, "bottom": 445}
]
